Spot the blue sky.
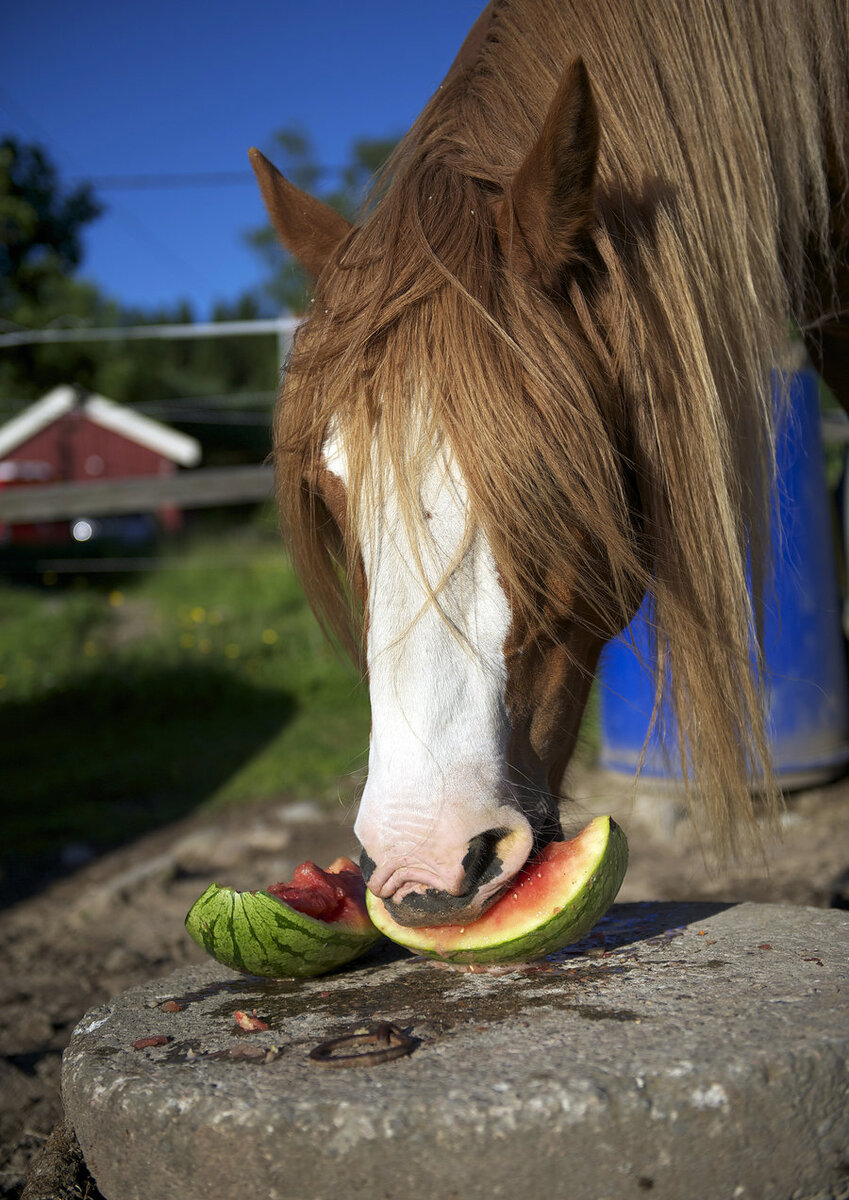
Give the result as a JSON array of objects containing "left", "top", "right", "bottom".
[{"left": 2, "top": 1, "right": 483, "bottom": 318}]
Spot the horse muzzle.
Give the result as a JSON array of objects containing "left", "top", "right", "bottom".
[{"left": 359, "top": 821, "right": 534, "bottom": 927}]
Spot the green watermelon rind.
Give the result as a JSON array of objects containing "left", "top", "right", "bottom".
[
  {"left": 365, "top": 816, "right": 628, "bottom": 965},
  {"left": 185, "top": 885, "right": 383, "bottom": 979}
]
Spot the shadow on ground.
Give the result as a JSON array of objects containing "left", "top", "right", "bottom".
[{"left": 0, "top": 662, "right": 296, "bottom": 907}]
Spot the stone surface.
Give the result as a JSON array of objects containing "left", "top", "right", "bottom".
[{"left": 63, "top": 902, "right": 849, "bottom": 1200}]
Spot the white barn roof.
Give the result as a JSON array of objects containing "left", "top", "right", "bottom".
[{"left": 0, "top": 386, "right": 201, "bottom": 467}]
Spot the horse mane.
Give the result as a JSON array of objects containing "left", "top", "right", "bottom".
[{"left": 275, "top": 0, "right": 849, "bottom": 854}]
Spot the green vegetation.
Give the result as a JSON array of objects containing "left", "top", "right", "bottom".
[
  {"left": 0, "top": 132, "right": 396, "bottom": 416},
  {"left": 0, "top": 136, "right": 279, "bottom": 416},
  {"left": 0, "top": 526, "right": 370, "bottom": 867},
  {"left": 0, "top": 132, "right": 605, "bottom": 898},
  {"left": 0, "top": 524, "right": 602, "bottom": 882}
]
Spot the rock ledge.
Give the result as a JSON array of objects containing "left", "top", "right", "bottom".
[{"left": 63, "top": 902, "right": 849, "bottom": 1200}]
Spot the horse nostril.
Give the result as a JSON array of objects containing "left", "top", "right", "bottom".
[
  {"left": 359, "top": 848, "right": 376, "bottom": 885},
  {"left": 461, "top": 827, "right": 511, "bottom": 894}
]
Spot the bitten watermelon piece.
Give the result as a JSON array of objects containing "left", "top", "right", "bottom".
[
  {"left": 365, "top": 816, "right": 628, "bottom": 965},
  {"left": 185, "top": 857, "right": 383, "bottom": 979}
]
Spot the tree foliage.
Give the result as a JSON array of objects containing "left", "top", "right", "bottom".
[
  {"left": 0, "top": 137, "right": 102, "bottom": 306},
  {"left": 0, "top": 138, "right": 277, "bottom": 415},
  {"left": 0, "top": 131, "right": 396, "bottom": 454}
]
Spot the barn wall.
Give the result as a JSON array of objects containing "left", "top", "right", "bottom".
[
  {"left": 0, "top": 411, "right": 182, "bottom": 546},
  {"left": 4, "top": 411, "right": 175, "bottom": 482}
]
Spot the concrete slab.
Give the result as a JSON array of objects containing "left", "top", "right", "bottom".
[{"left": 62, "top": 901, "right": 849, "bottom": 1200}]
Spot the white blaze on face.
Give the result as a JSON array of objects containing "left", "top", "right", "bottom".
[{"left": 324, "top": 421, "right": 533, "bottom": 907}]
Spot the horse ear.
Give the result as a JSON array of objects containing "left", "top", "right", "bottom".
[
  {"left": 248, "top": 147, "right": 353, "bottom": 279},
  {"left": 496, "top": 58, "right": 599, "bottom": 288}
]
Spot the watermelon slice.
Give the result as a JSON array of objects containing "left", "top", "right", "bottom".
[
  {"left": 185, "top": 856, "right": 383, "bottom": 979},
  {"left": 365, "top": 815, "right": 628, "bottom": 965}
]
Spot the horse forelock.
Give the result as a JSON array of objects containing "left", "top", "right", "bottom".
[
  {"left": 275, "top": 0, "right": 849, "bottom": 855},
  {"left": 278, "top": 166, "right": 636, "bottom": 631}
]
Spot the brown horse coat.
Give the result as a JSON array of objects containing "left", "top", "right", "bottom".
[{"left": 252, "top": 0, "right": 849, "bottom": 916}]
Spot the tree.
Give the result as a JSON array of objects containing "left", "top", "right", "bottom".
[
  {"left": 0, "top": 140, "right": 276, "bottom": 413},
  {"left": 246, "top": 128, "right": 397, "bottom": 314},
  {"left": 0, "top": 137, "right": 102, "bottom": 308},
  {"left": 0, "top": 138, "right": 112, "bottom": 402}
]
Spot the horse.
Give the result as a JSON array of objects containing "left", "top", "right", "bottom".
[{"left": 249, "top": 0, "right": 849, "bottom": 927}]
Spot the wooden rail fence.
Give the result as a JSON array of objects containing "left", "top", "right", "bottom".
[
  {"left": 0, "top": 464, "right": 274, "bottom": 523},
  {"left": 1, "top": 416, "right": 846, "bottom": 525}
]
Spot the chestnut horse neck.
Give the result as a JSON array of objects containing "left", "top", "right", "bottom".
[{"left": 276, "top": 0, "right": 849, "bottom": 851}]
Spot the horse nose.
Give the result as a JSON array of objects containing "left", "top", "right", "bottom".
[
  {"left": 462, "top": 826, "right": 512, "bottom": 892},
  {"left": 361, "top": 825, "right": 531, "bottom": 928}
]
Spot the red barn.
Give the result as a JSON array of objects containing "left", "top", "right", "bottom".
[{"left": 0, "top": 385, "right": 201, "bottom": 546}]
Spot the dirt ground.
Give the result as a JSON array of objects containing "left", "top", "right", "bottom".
[{"left": 3, "top": 768, "right": 849, "bottom": 1200}]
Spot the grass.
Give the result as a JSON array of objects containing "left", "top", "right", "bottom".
[
  {"left": 0, "top": 524, "right": 370, "bottom": 875},
  {"left": 0, "top": 519, "right": 600, "bottom": 894}
]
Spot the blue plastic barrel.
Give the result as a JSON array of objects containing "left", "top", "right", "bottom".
[{"left": 599, "top": 369, "right": 849, "bottom": 788}]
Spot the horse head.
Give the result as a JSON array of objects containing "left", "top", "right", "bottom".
[
  {"left": 244, "top": 0, "right": 849, "bottom": 922},
  {"left": 250, "top": 61, "right": 646, "bottom": 927}
]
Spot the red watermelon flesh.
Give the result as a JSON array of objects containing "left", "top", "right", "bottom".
[
  {"left": 265, "top": 856, "right": 372, "bottom": 932},
  {"left": 412, "top": 833, "right": 597, "bottom": 951},
  {"left": 365, "top": 815, "right": 628, "bottom": 964}
]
